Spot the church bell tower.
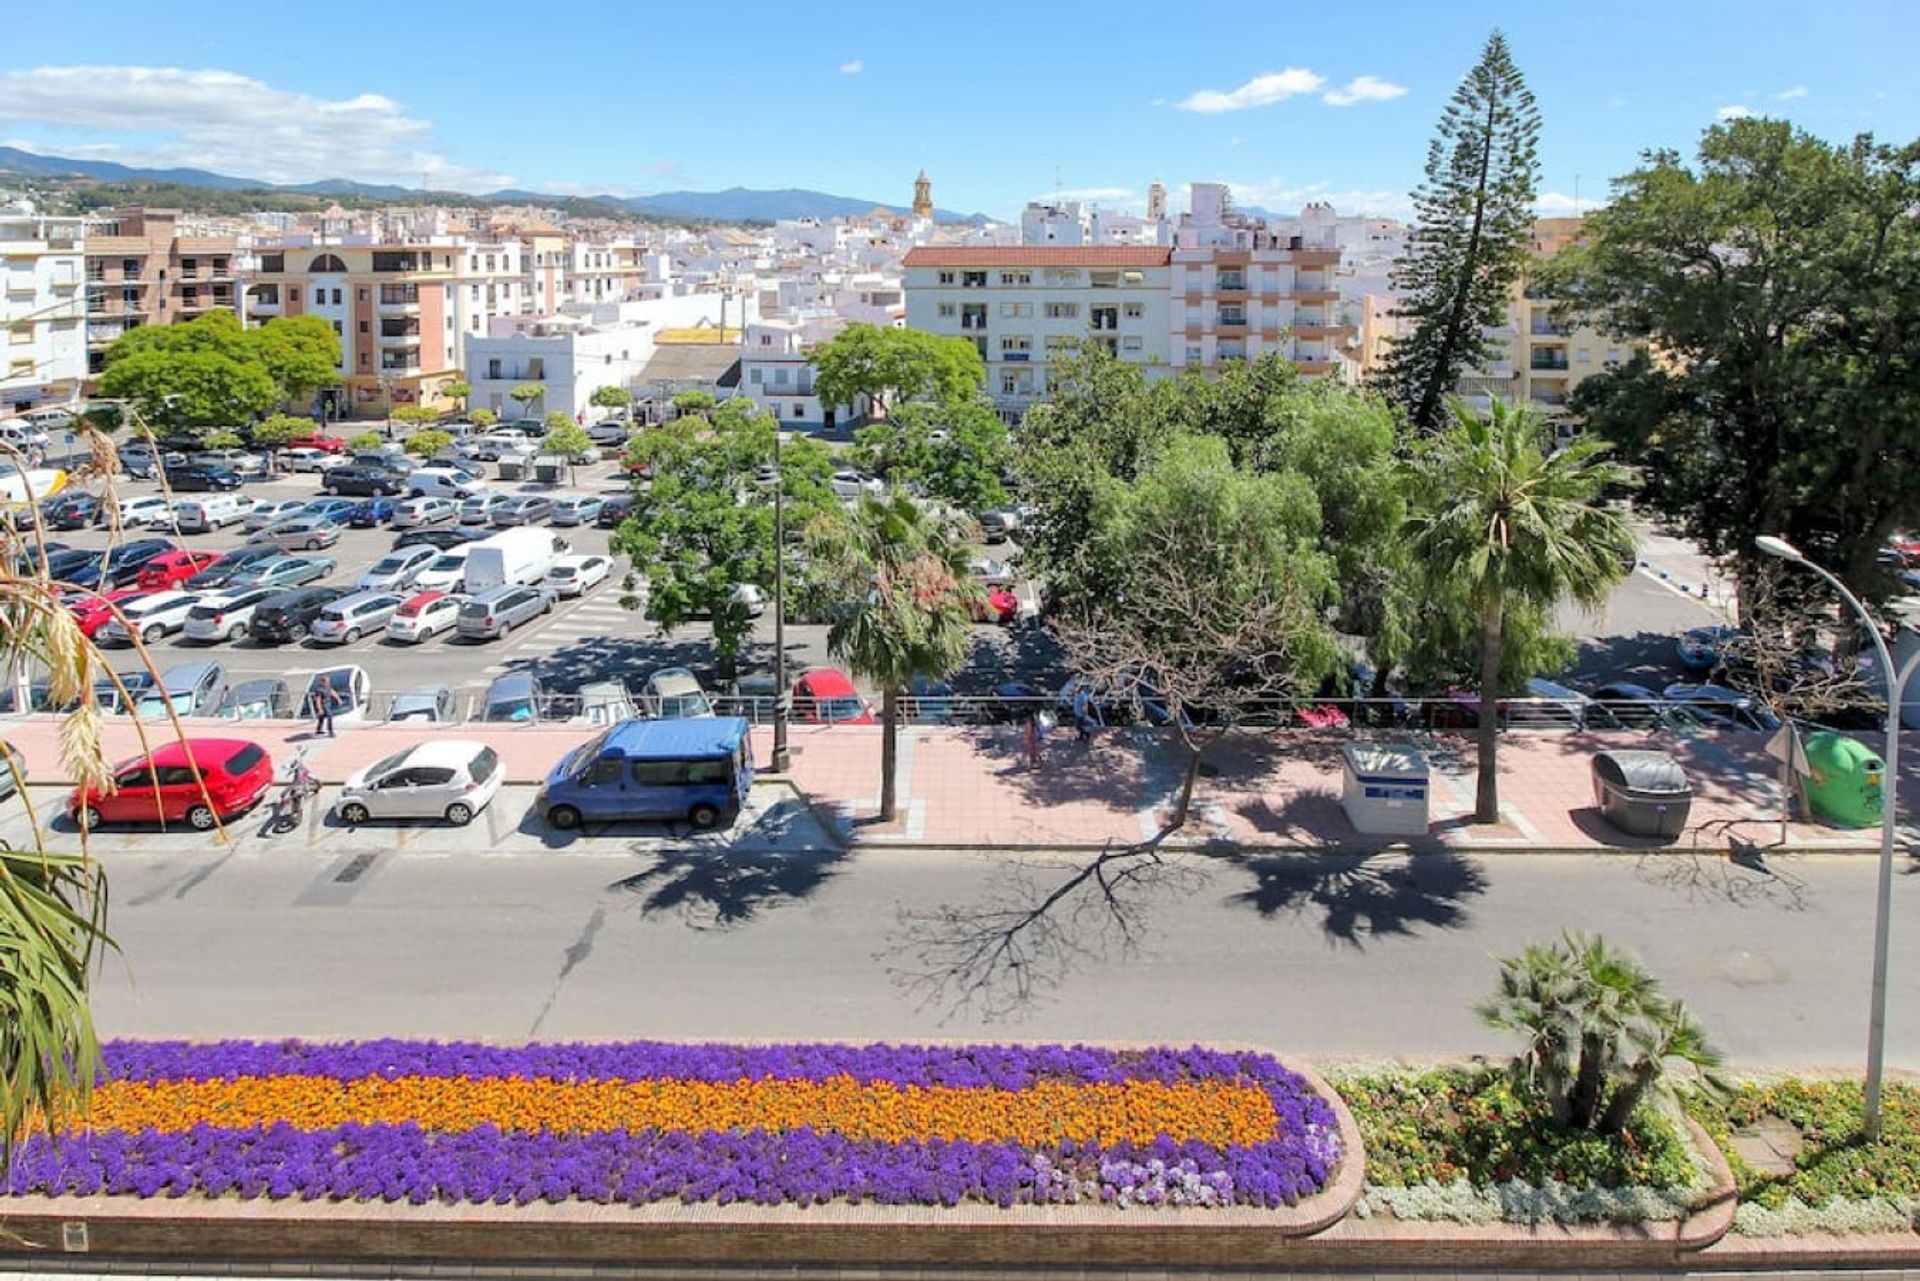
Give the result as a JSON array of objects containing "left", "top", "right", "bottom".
[{"left": 912, "top": 169, "right": 933, "bottom": 219}]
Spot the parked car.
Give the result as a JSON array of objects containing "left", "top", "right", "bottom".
[
  {"left": 106, "top": 495, "right": 175, "bottom": 528},
  {"left": 248, "top": 517, "right": 342, "bottom": 552},
  {"left": 585, "top": 418, "right": 631, "bottom": 446},
  {"left": 595, "top": 495, "right": 634, "bottom": 528},
  {"left": 968, "top": 557, "right": 1016, "bottom": 588},
  {"left": 391, "top": 496, "right": 459, "bottom": 529},
  {"left": 163, "top": 463, "right": 243, "bottom": 492},
  {"left": 144, "top": 499, "right": 200, "bottom": 533},
  {"left": 455, "top": 584, "right": 553, "bottom": 640},
  {"left": 301, "top": 665, "right": 371, "bottom": 724},
  {"left": 131, "top": 661, "right": 228, "bottom": 719},
  {"left": 96, "top": 540, "right": 180, "bottom": 589},
  {"left": 549, "top": 494, "right": 604, "bottom": 527},
  {"left": 134, "top": 549, "right": 222, "bottom": 591},
  {"left": 98, "top": 591, "right": 200, "bottom": 646},
  {"left": 42, "top": 492, "right": 103, "bottom": 530},
  {"left": 643, "top": 666, "right": 715, "bottom": 719},
  {"left": 574, "top": 680, "right": 639, "bottom": 726},
  {"left": 248, "top": 587, "right": 348, "bottom": 643},
  {"left": 244, "top": 499, "right": 310, "bottom": 532},
  {"left": 182, "top": 587, "right": 282, "bottom": 643},
  {"left": 334, "top": 739, "right": 503, "bottom": 827},
  {"left": 299, "top": 497, "right": 362, "bottom": 524},
  {"left": 188, "top": 448, "right": 260, "bottom": 474},
  {"left": 492, "top": 495, "right": 554, "bottom": 527},
  {"left": 458, "top": 493, "right": 512, "bottom": 525},
  {"left": 1662, "top": 682, "right": 1783, "bottom": 732},
  {"left": 405, "top": 467, "right": 486, "bottom": 501},
  {"left": 392, "top": 525, "right": 489, "bottom": 551},
  {"left": 479, "top": 671, "right": 548, "bottom": 724},
  {"left": 385, "top": 590, "right": 465, "bottom": 644},
  {"left": 356, "top": 545, "right": 439, "bottom": 591},
  {"left": 544, "top": 554, "right": 611, "bottom": 598},
  {"left": 185, "top": 544, "right": 283, "bottom": 590},
  {"left": 978, "top": 508, "right": 1021, "bottom": 544},
  {"left": 346, "top": 497, "right": 398, "bottom": 528},
  {"left": 68, "top": 588, "right": 148, "bottom": 639},
  {"left": 280, "top": 447, "right": 345, "bottom": 473},
  {"left": 68, "top": 738, "right": 273, "bottom": 831},
  {"left": 173, "top": 493, "right": 256, "bottom": 534},
  {"left": 92, "top": 668, "right": 156, "bottom": 715},
  {"left": 1677, "top": 625, "right": 1748, "bottom": 676},
  {"left": 322, "top": 465, "right": 407, "bottom": 496},
  {"left": 285, "top": 433, "right": 348, "bottom": 455},
  {"left": 830, "top": 469, "right": 882, "bottom": 500},
  {"left": 792, "top": 668, "right": 875, "bottom": 724},
  {"left": 729, "top": 583, "right": 768, "bottom": 619},
  {"left": 230, "top": 555, "right": 335, "bottom": 591},
  {"left": 385, "top": 684, "right": 459, "bottom": 723},
  {"left": 215, "top": 677, "right": 293, "bottom": 721},
  {"left": 1591, "top": 682, "right": 1708, "bottom": 732},
  {"left": 307, "top": 591, "right": 405, "bottom": 645}
]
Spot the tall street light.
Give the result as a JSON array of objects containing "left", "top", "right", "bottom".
[
  {"left": 1755, "top": 533, "right": 1913, "bottom": 1140},
  {"left": 769, "top": 424, "right": 792, "bottom": 773}
]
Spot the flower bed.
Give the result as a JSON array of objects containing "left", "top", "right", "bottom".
[
  {"left": 6, "top": 1041, "right": 1342, "bottom": 1212},
  {"left": 1333, "top": 1066, "right": 1704, "bottom": 1225},
  {"left": 1687, "top": 1077, "right": 1920, "bottom": 1237}
]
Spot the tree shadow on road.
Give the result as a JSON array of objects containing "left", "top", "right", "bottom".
[
  {"left": 1213, "top": 848, "right": 1490, "bottom": 949},
  {"left": 612, "top": 846, "right": 849, "bottom": 930}
]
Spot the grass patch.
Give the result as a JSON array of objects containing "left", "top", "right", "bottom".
[{"left": 1687, "top": 1078, "right": 1920, "bottom": 1211}]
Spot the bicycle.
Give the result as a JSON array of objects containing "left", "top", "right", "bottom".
[{"left": 266, "top": 749, "right": 320, "bottom": 836}]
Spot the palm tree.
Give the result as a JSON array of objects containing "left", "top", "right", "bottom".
[
  {"left": 1401, "top": 398, "right": 1633, "bottom": 821},
  {"left": 807, "top": 493, "right": 977, "bottom": 822}
]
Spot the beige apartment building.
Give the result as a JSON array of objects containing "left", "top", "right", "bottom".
[{"left": 82, "top": 209, "right": 241, "bottom": 374}]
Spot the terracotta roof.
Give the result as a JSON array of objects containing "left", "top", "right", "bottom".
[{"left": 902, "top": 246, "right": 1171, "bottom": 268}]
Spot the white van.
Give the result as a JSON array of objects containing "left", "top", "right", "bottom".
[
  {"left": 0, "top": 422, "right": 50, "bottom": 452},
  {"left": 175, "top": 493, "right": 254, "bottom": 534},
  {"left": 406, "top": 467, "right": 487, "bottom": 501}
]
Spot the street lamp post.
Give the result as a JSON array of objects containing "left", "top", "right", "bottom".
[
  {"left": 1755, "top": 533, "right": 1910, "bottom": 1141},
  {"left": 770, "top": 425, "right": 791, "bottom": 773}
]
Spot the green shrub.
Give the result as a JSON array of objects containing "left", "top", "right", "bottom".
[{"left": 1688, "top": 1078, "right": 1920, "bottom": 1210}]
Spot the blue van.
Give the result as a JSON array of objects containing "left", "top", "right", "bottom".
[{"left": 537, "top": 717, "right": 753, "bottom": 831}]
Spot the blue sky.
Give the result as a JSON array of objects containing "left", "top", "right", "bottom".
[{"left": 1, "top": 0, "right": 1914, "bottom": 220}]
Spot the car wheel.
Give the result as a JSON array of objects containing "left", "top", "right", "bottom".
[
  {"left": 548, "top": 804, "right": 582, "bottom": 831},
  {"left": 306, "top": 539, "right": 322, "bottom": 550},
  {"left": 185, "top": 804, "right": 216, "bottom": 831},
  {"left": 79, "top": 805, "right": 104, "bottom": 830},
  {"left": 141, "top": 624, "right": 162, "bottom": 644},
  {"left": 343, "top": 628, "right": 361, "bottom": 645},
  {"left": 409, "top": 489, "right": 424, "bottom": 499},
  {"left": 688, "top": 803, "right": 721, "bottom": 831},
  {"left": 444, "top": 802, "right": 474, "bottom": 827},
  {"left": 226, "top": 623, "right": 245, "bottom": 642},
  {"left": 339, "top": 801, "right": 370, "bottom": 825}
]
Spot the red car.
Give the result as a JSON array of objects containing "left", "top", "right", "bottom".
[
  {"left": 969, "top": 586, "right": 1019, "bottom": 625},
  {"left": 68, "top": 589, "right": 149, "bottom": 638},
  {"left": 286, "top": 434, "right": 349, "bottom": 454},
  {"left": 135, "top": 549, "right": 222, "bottom": 590},
  {"left": 68, "top": 737, "right": 274, "bottom": 831},
  {"left": 791, "top": 668, "right": 875, "bottom": 725}
]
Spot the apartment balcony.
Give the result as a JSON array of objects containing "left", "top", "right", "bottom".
[
  {"left": 1215, "top": 274, "right": 1248, "bottom": 293},
  {"left": 1529, "top": 388, "right": 1569, "bottom": 407},
  {"left": 1292, "top": 247, "right": 1341, "bottom": 267},
  {"left": 379, "top": 358, "right": 422, "bottom": 374},
  {"left": 1530, "top": 316, "right": 1569, "bottom": 337},
  {"left": 1215, "top": 315, "right": 1248, "bottom": 331},
  {"left": 378, "top": 286, "right": 421, "bottom": 311},
  {"left": 1529, "top": 354, "right": 1571, "bottom": 372},
  {"left": 380, "top": 319, "right": 421, "bottom": 339}
]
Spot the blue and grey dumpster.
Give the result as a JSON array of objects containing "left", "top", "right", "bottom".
[{"left": 1340, "top": 743, "right": 1430, "bottom": 837}]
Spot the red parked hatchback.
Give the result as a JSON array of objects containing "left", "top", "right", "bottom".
[
  {"left": 135, "top": 549, "right": 222, "bottom": 590},
  {"left": 791, "top": 668, "right": 876, "bottom": 725},
  {"left": 69, "top": 738, "right": 274, "bottom": 831},
  {"left": 286, "top": 434, "right": 348, "bottom": 454},
  {"left": 68, "top": 589, "right": 148, "bottom": 638}
]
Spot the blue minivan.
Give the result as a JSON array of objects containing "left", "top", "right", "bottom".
[{"left": 537, "top": 717, "right": 753, "bottom": 831}]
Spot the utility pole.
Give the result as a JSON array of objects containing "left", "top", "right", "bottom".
[{"left": 770, "top": 423, "right": 792, "bottom": 773}]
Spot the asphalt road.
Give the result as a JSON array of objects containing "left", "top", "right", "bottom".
[{"left": 87, "top": 837, "right": 1920, "bottom": 1068}]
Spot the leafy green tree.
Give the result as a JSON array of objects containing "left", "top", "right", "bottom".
[
  {"left": 848, "top": 398, "right": 1009, "bottom": 511},
  {"left": 1401, "top": 399, "right": 1633, "bottom": 821},
  {"left": 345, "top": 431, "right": 382, "bottom": 452},
  {"left": 1056, "top": 436, "right": 1339, "bottom": 827},
  {"left": 469, "top": 408, "right": 499, "bottom": 429},
  {"left": 404, "top": 429, "right": 454, "bottom": 458},
  {"left": 442, "top": 379, "right": 471, "bottom": 412},
  {"left": 76, "top": 403, "right": 122, "bottom": 433},
  {"left": 806, "top": 493, "right": 978, "bottom": 822},
  {"left": 810, "top": 323, "right": 986, "bottom": 419},
  {"left": 671, "top": 390, "right": 716, "bottom": 417},
  {"left": 97, "top": 347, "right": 278, "bottom": 428},
  {"left": 612, "top": 399, "right": 836, "bottom": 674},
  {"left": 246, "top": 315, "right": 342, "bottom": 404},
  {"left": 201, "top": 430, "right": 244, "bottom": 450},
  {"left": 508, "top": 382, "right": 545, "bottom": 419},
  {"left": 543, "top": 416, "right": 592, "bottom": 483},
  {"left": 1480, "top": 932, "right": 1724, "bottom": 1135},
  {"left": 590, "top": 385, "right": 632, "bottom": 414},
  {"left": 390, "top": 404, "right": 435, "bottom": 427},
  {"left": 248, "top": 413, "right": 314, "bottom": 448},
  {"left": 1378, "top": 31, "right": 1542, "bottom": 431},
  {"left": 1542, "top": 118, "right": 1920, "bottom": 596}
]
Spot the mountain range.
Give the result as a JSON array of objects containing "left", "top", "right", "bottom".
[{"left": 0, "top": 146, "right": 989, "bottom": 224}]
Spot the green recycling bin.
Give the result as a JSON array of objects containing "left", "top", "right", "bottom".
[{"left": 1803, "top": 730, "right": 1884, "bottom": 828}]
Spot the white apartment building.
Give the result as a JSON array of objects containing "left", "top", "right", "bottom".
[
  {"left": 739, "top": 313, "right": 867, "bottom": 430},
  {"left": 902, "top": 246, "right": 1174, "bottom": 420},
  {"left": 464, "top": 294, "right": 727, "bottom": 420},
  {"left": 1, "top": 211, "right": 88, "bottom": 415},
  {"left": 566, "top": 239, "right": 650, "bottom": 306}
]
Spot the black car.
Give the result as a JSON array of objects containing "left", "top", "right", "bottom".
[
  {"left": 100, "top": 539, "right": 177, "bottom": 588},
  {"left": 391, "top": 525, "right": 489, "bottom": 551},
  {"left": 185, "top": 543, "right": 283, "bottom": 590},
  {"left": 321, "top": 465, "right": 406, "bottom": 497},
  {"left": 595, "top": 494, "right": 634, "bottom": 529},
  {"left": 163, "top": 464, "right": 243, "bottom": 492},
  {"left": 31, "top": 547, "right": 97, "bottom": 582},
  {"left": 248, "top": 586, "right": 348, "bottom": 643},
  {"left": 42, "top": 492, "right": 103, "bottom": 530}
]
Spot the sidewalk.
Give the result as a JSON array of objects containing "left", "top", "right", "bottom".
[{"left": 3, "top": 712, "right": 1912, "bottom": 856}]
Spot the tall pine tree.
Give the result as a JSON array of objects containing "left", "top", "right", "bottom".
[{"left": 1381, "top": 31, "right": 1541, "bottom": 432}]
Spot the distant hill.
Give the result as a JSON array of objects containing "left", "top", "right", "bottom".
[{"left": 0, "top": 145, "right": 988, "bottom": 225}]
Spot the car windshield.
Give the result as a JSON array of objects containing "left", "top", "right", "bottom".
[
  {"left": 485, "top": 697, "right": 535, "bottom": 723},
  {"left": 371, "top": 558, "right": 402, "bottom": 574},
  {"left": 365, "top": 749, "right": 411, "bottom": 778},
  {"left": 819, "top": 696, "right": 865, "bottom": 722}
]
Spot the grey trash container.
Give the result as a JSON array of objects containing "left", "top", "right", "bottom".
[
  {"left": 498, "top": 459, "right": 526, "bottom": 481},
  {"left": 1590, "top": 749, "right": 1691, "bottom": 839},
  {"left": 534, "top": 459, "right": 563, "bottom": 484}
]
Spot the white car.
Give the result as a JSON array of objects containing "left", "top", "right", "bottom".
[
  {"left": 390, "top": 496, "right": 459, "bottom": 529},
  {"left": 181, "top": 587, "right": 281, "bottom": 643},
  {"left": 410, "top": 547, "right": 473, "bottom": 594},
  {"left": 968, "top": 557, "right": 1015, "bottom": 588},
  {"left": 458, "top": 493, "right": 512, "bottom": 525},
  {"left": 385, "top": 591, "right": 466, "bottom": 644},
  {"left": 544, "top": 554, "right": 611, "bottom": 598},
  {"left": 281, "top": 447, "right": 346, "bottom": 473},
  {"left": 303, "top": 666, "right": 371, "bottom": 724},
  {"left": 585, "top": 419, "right": 631, "bottom": 446},
  {"left": 98, "top": 591, "right": 199, "bottom": 646},
  {"left": 146, "top": 499, "right": 200, "bottom": 531},
  {"left": 356, "top": 545, "right": 440, "bottom": 591},
  {"left": 830, "top": 469, "right": 884, "bottom": 500},
  {"left": 110, "top": 495, "right": 174, "bottom": 528},
  {"left": 332, "top": 739, "right": 503, "bottom": 828},
  {"left": 244, "top": 499, "right": 310, "bottom": 532}
]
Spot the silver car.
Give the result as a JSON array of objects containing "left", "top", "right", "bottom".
[
  {"left": 455, "top": 584, "right": 553, "bottom": 640},
  {"left": 332, "top": 740, "right": 503, "bottom": 827},
  {"left": 307, "top": 591, "right": 405, "bottom": 645},
  {"left": 182, "top": 587, "right": 282, "bottom": 643},
  {"left": 356, "top": 545, "right": 439, "bottom": 591},
  {"left": 386, "top": 684, "right": 459, "bottom": 723},
  {"left": 244, "top": 499, "right": 310, "bottom": 532},
  {"left": 249, "top": 517, "right": 343, "bottom": 552}
]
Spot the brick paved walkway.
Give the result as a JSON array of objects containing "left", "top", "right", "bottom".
[{"left": 2, "top": 713, "right": 1911, "bottom": 854}]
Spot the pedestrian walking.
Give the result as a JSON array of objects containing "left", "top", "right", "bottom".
[
  {"left": 1071, "top": 685, "right": 1096, "bottom": 742},
  {"left": 309, "top": 682, "right": 343, "bottom": 738}
]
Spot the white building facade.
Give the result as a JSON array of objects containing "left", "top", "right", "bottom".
[
  {"left": 1, "top": 211, "right": 88, "bottom": 415},
  {"left": 739, "top": 313, "right": 868, "bottom": 430},
  {"left": 463, "top": 294, "right": 727, "bottom": 420}
]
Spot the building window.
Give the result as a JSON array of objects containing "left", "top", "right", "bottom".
[
  {"left": 998, "top": 270, "right": 1031, "bottom": 285},
  {"left": 1043, "top": 269, "right": 1082, "bottom": 285},
  {"left": 960, "top": 304, "right": 988, "bottom": 331},
  {"left": 1044, "top": 302, "right": 1079, "bottom": 319},
  {"left": 487, "top": 359, "right": 502, "bottom": 379},
  {"left": 289, "top": 287, "right": 301, "bottom": 303},
  {"left": 1043, "top": 335, "right": 1075, "bottom": 351},
  {"left": 1217, "top": 305, "right": 1246, "bottom": 326},
  {"left": 1122, "top": 270, "right": 1144, "bottom": 285},
  {"left": 358, "top": 320, "right": 368, "bottom": 333},
  {"left": 999, "top": 335, "right": 1031, "bottom": 352},
  {"left": 358, "top": 352, "right": 369, "bottom": 368},
  {"left": 1123, "top": 302, "right": 1144, "bottom": 319},
  {"left": 937, "top": 302, "right": 956, "bottom": 318},
  {"left": 1122, "top": 336, "right": 1143, "bottom": 352},
  {"left": 792, "top": 404, "right": 804, "bottom": 419},
  {"left": 750, "top": 368, "right": 763, "bottom": 384},
  {"left": 121, "top": 258, "right": 140, "bottom": 276},
  {"left": 1090, "top": 306, "right": 1119, "bottom": 331},
  {"left": 1090, "top": 271, "right": 1119, "bottom": 288},
  {"left": 357, "top": 288, "right": 368, "bottom": 302},
  {"left": 331, "top": 288, "right": 342, "bottom": 305},
  {"left": 937, "top": 271, "right": 956, "bottom": 285},
  {"left": 961, "top": 271, "right": 988, "bottom": 288},
  {"left": 1186, "top": 345, "right": 1203, "bottom": 364},
  {"left": 331, "top": 321, "right": 343, "bottom": 336}
]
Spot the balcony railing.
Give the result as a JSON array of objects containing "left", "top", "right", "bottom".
[
  {"left": 1216, "top": 274, "right": 1247, "bottom": 291},
  {"left": 1530, "top": 316, "right": 1569, "bottom": 336},
  {"left": 1530, "top": 355, "right": 1570, "bottom": 371}
]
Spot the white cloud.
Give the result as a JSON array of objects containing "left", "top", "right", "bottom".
[
  {"left": 1147, "top": 96, "right": 1167, "bottom": 108},
  {"left": 1212, "top": 178, "right": 1414, "bottom": 221},
  {"left": 1029, "top": 185, "right": 1136, "bottom": 205},
  {"left": 1776, "top": 84, "right": 1808, "bottom": 101},
  {"left": 1716, "top": 104, "right": 1756, "bottom": 120},
  {"left": 0, "top": 65, "right": 512, "bottom": 190},
  {"left": 1534, "top": 190, "right": 1597, "bottom": 216},
  {"left": 1177, "top": 68, "right": 1326, "bottom": 113},
  {"left": 1323, "top": 74, "right": 1408, "bottom": 107},
  {"left": 839, "top": 60, "right": 864, "bottom": 75}
]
